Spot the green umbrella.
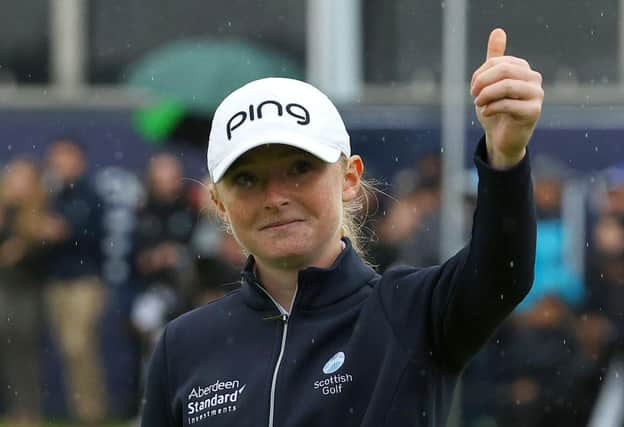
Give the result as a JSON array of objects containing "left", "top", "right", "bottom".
[
  {"left": 127, "top": 38, "right": 304, "bottom": 142},
  {"left": 132, "top": 99, "right": 187, "bottom": 142}
]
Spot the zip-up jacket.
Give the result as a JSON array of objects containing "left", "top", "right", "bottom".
[{"left": 141, "top": 138, "right": 536, "bottom": 427}]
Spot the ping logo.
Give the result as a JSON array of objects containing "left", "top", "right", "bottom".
[
  {"left": 323, "top": 351, "right": 345, "bottom": 374},
  {"left": 226, "top": 100, "right": 310, "bottom": 140}
]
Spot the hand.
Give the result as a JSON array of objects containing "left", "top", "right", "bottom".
[
  {"left": 471, "top": 28, "right": 544, "bottom": 169},
  {"left": 0, "top": 237, "right": 26, "bottom": 266},
  {"left": 510, "top": 377, "right": 540, "bottom": 404},
  {"left": 40, "top": 214, "right": 69, "bottom": 241}
]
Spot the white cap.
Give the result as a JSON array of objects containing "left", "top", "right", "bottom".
[{"left": 207, "top": 77, "right": 350, "bottom": 182}]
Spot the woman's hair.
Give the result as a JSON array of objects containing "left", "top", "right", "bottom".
[
  {"left": 338, "top": 155, "right": 378, "bottom": 261},
  {"left": 208, "top": 154, "right": 379, "bottom": 262},
  {"left": 0, "top": 158, "right": 48, "bottom": 242}
]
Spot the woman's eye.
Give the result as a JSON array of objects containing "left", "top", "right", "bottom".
[
  {"left": 233, "top": 172, "right": 256, "bottom": 188},
  {"left": 290, "top": 160, "right": 313, "bottom": 176}
]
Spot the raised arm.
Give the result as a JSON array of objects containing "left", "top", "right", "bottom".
[
  {"left": 434, "top": 28, "right": 543, "bottom": 367},
  {"left": 378, "top": 28, "right": 542, "bottom": 371}
]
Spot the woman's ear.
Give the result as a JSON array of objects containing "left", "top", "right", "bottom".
[
  {"left": 210, "top": 185, "right": 228, "bottom": 221},
  {"left": 343, "top": 155, "right": 364, "bottom": 202}
]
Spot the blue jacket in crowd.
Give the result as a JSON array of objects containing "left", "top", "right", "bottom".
[
  {"left": 141, "top": 139, "right": 536, "bottom": 427},
  {"left": 47, "top": 177, "right": 103, "bottom": 279}
]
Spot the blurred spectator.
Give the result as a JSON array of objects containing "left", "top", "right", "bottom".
[
  {"left": 515, "top": 155, "right": 585, "bottom": 312},
  {"left": 0, "top": 158, "right": 54, "bottom": 426},
  {"left": 42, "top": 139, "right": 108, "bottom": 424},
  {"left": 93, "top": 166, "right": 146, "bottom": 418},
  {"left": 95, "top": 166, "right": 145, "bottom": 290},
  {"left": 375, "top": 153, "right": 442, "bottom": 270},
  {"left": 586, "top": 215, "right": 624, "bottom": 314},
  {"left": 186, "top": 176, "right": 243, "bottom": 308},
  {"left": 492, "top": 296, "right": 609, "bottom": 427},
  {"left": 598, "top": 164, "right": 624, "bottom": 218},
  {"left": 131, "top": 153, "right": 197, "bottom": 348},
  {"left": 586, "top": 166, "right": 624, "bottom": 350}
]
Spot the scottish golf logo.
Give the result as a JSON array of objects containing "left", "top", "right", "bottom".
[
  {"left": 323, "top": 351, "right": 345, "bottom": 374},
  {"left": 186, "top": 379, "right": 246, "bottom": 424},
  {"left": 315, "top": 351, "right": 353, "bottom": 396}
]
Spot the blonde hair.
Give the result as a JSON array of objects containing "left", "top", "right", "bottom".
[
  {"left": 0, "top": 158, "right": 48, "bottom": 242},
  {"left": 338, "top": 155, "right": 378, "bottom": 261}
]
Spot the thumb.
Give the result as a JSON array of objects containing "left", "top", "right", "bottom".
[{"left": 486, "top": 28, "right": 507, "bottom": 60}]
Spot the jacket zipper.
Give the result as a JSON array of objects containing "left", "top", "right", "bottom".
[
  {"left": 269, "top": 314, "right": 288, "bottom": 427},
  {"left": 254, "top": 282, "right": 297, "bottom": 427}
]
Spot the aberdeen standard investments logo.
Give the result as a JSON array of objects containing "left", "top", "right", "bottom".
[
  {"left": 186, "top": 379, "right": 246, "bottom": 424},
  {"left": 314, "top": 352, "right": 353, "bottom": 396}
]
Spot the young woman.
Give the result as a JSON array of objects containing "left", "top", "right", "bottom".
[
  {"left": 141, "top": 28, "right": 543, "bottom": 427},
  {"left": 0, "top": 158, "right": 58, "bottom": 426}
]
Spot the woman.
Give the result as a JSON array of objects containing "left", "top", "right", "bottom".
[
  {"left": 0, "top": 158, "right": 61, "bottom": 426},
  {"left": 141, "top": 28, "right": 543, "bottom": 427}
]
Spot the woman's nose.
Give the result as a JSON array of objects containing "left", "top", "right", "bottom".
[{"left": 263, "top": 174, "right": 291, "bottom": 209}]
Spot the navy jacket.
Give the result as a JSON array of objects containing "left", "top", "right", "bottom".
[
  {"left": 142, "top": 139, "right": 536, "bottom": 427},
  {"left": 46, "top": 177, "right": 103, "bottom": 279}
]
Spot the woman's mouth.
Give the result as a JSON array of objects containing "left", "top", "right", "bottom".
[{"left": 260, "top": 219, "right": 303, "bottom": 230}]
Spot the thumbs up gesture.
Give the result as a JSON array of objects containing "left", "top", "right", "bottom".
[{"left": 471, "top": 28, "right": 544, "bottom": 169}]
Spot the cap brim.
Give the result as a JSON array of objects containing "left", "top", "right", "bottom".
[{"left": 210, "top": 133, "right": 343, "bottom": 182}]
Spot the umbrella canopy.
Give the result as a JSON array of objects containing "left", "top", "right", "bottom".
[{"left": 126, "top": 38, "right": 304, "bottom": 114}]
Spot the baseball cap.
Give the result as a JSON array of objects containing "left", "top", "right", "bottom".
[{"left": 207, "top": 77, "right": 350, "bottom": 183}]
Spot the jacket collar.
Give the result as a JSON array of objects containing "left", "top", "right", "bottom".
[{"left": 240, "top": 238, "right": 377, "bottom": 313}]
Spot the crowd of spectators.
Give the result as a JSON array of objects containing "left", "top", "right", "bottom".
[{"left": 0, "top": 137, "right": 622, "bottom": 426}]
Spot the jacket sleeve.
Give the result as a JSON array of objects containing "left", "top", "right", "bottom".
[
  {"left": 378, "top": 136, "right": 536, "bottom": 371},
  {"left": 141, "top": 326, "right": 177, "bottom": 427}
]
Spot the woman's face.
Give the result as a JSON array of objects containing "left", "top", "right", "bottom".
[
  {"left": 212, "top": 144, "right": 362, "bottom": 270},
  {"left": 3, "top": 160, "right": 39, "bottom": 204}
]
